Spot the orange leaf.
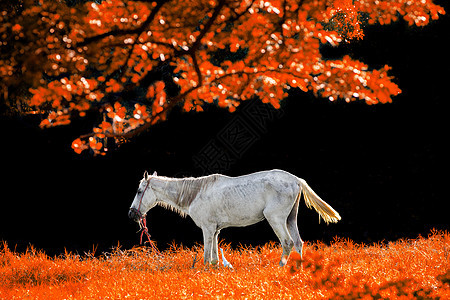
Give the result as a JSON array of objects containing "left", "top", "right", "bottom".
[
  {"left": 100, "top": 121, "right": 112, "bottom": 131},
  {"left": 147, "top": 86, "right": 155, "bottom": 98},
  {"left": 155, "top": 81, "right": 165, "bottom": 93}
]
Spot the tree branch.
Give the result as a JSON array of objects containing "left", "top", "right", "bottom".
[
  {"left": 191, "top": 53, "right": 203, "bottom": 87},
  {"left": 190, "top": 0, "right": 226, "bottom": 52},
  {"left": 94, "top": 62, "right": 300, "bottom": 140},
  {"left": 77, "top": 1, "right": 165, "bottom": 47}
]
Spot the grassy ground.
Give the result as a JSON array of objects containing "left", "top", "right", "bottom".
[{"left": 1, "top": 230, "right": 449, "bottom": 299}]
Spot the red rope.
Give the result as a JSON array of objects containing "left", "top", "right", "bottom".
[
  {"left": 136, "top": 178, "right": 162, "bottom": 256},
  {"left": 139, "top": 217, "right": 161, "bottom": 255}
]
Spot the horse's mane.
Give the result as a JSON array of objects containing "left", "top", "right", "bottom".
[{"left": 154, "top": 174, "right": 220, "bottom": 217}]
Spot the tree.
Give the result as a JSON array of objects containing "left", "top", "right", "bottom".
[{"left": 0, "top": 0, "right": 445, "bottom": 155}]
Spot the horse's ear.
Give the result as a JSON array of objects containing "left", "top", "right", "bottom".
[
  {"left": 144, "top": 170, "right": 149, "bottom": 180},
  {"left": 152, "top": 171, "right": 157, "bottom": 176}
]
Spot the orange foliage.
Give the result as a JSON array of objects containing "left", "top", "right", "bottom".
[
  {"left": 0, "top": 230, "right": 449, "bottom": 299},
  {"left": 0, "top": 0, "right": 445, "bottom": 154}
]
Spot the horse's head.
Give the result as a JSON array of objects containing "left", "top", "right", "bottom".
[{"left": 128, "top": 171, "right": 158, "bottom": 223}]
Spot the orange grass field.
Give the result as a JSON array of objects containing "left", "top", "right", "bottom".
[{"left": 1, "top": 230, "right": 449, "bottom": 299}]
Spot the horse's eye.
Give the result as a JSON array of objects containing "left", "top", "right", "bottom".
[{"left": 137, "top": 190, "right": 141, "bottom": 195}]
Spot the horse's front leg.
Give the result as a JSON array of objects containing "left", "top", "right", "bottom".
[
  {"left": 211, "top": 230, "right": 220, "bottom": 265},
  {"left": 202, "top": 227, "right": 215, "bottom": 265}
]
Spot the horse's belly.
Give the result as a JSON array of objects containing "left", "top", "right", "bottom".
[
  {"left": 222, "top": 211, "right": 265, "bottom": 228},
  {"left": 217, "top": 197, "right": 266, "bottom": 228}
]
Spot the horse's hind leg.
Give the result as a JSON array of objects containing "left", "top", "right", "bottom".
[
  {"left": 287, "top": 217, "right": 303, "bottom": 259},
  {"left": 287, "top": 196, "right": 304, "bottom": 259},
  {"left": 263, "top": 209, "right": 294, "bottom": 267}
]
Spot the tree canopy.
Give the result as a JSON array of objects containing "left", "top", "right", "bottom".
[{"left": 0, "top": 0, "right": 445, "bottom": 154}]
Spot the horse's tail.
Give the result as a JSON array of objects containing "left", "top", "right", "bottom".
[{"left": 299, "top": 179, "right": 341, "bottom": 224}]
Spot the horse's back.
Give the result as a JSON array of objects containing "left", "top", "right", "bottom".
[
  {"left": 210, "top": 169, "right": 300, "bottom": 196},
  {"left": 233, "top": 169, "right": 300, "bottom": 193}
]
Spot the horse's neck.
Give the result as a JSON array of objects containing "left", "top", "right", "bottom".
[{"left": 151, "top": 178, "right": 189, "bottom": 215}]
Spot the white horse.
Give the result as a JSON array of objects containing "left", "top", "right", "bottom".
[{"left": 128, "top": 169, "right": 341, "bottom": 266}]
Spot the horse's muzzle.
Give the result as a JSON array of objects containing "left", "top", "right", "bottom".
[{"left": 128, "top": 208, "right": 142, "bottom": 222}]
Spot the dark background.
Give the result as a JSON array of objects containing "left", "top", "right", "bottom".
[{"left": 1, "top": 4, "right": 448, "bottom": 256}]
